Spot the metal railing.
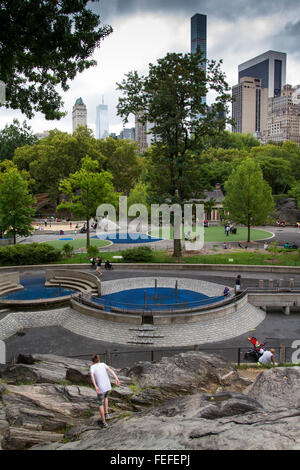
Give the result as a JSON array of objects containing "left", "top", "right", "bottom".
[
  {"left": 74, "top": 289, "right": 247, "bottom": 315},
  {"left": 65, "top": 344, "right": 295, "bottom": 369}
]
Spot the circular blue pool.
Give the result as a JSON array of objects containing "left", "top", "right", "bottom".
[
  {"left": 92, "top": 233, "right": 162, "bottom": 244},
  {"left": 92, "top": 287, "right": 224, "bottom": 311},
  {"left": 1, "top": 277, "right": 76, "bottom": 301}
]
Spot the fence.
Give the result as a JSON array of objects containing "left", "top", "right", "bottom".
[{"left": 66, "top": 344, "right": 294, "bottom": 369}]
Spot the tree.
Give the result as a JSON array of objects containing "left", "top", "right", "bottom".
[
  {"left": 105, "top": 140, "right": 142, "bottom": 194},
  {"left": 223, "top": 158, "right": 274, "bottom": 242},
  {"left": 117, "top": 49, "right": 232, "bottom": 256},
  {"left": 253, "top": 155, "right": 294, "bottom": 194},
  {"left": 13, "top": 127, "right": 106, "bottom": 202},
  {"left": 0, "top": 119, "right": 38, "bottom": 162},
  {"left": 57, "top": 156, "right": 118, "bottom": 248},
  {"left": 0, "top": 1, "right": 112, "bottom": 119},
  {"left": 0, "top": 167, "right": 36, "bottom": 244}
]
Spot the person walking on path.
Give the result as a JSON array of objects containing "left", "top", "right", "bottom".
[
  {"left": 96, "top": 257, "right": 103, "bottom": 277},
  {"left": 235, "top": 274, "right": 241, "bottom": 294},
  {"left": 90, "top": 354, "right": 120, "bottom": 428}
]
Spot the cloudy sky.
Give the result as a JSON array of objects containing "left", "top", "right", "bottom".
[{"left": 1, "top": 0, "right": 300, "bottom": 136}]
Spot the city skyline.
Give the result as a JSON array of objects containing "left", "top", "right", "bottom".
[{"left": 0, "top": 1, "right": 299, "bottom": 136}]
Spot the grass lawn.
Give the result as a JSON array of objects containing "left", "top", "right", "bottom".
[
  {"left": 42, "top": 238, "right": 111, "bottom": 250},
  {"left": 149, "top": 225, "right": 273, "bottom": 242}
]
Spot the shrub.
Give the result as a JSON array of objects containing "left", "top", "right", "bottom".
[
  {"left": 121, "top": 246, "right": 153, "bottom": 262},
  {"left": 62, "top": 243, "right": 74, "bottom": 258},
  {"left": 87, "top": 245, "right": 99, "bottom": 258},
  {"left": 0, "top": 243, "right": 62, "bottom": 266}
]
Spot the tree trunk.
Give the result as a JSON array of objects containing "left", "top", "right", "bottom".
[
  {"left": 173, "top": 238, "right": 182, "bottom": 258},
  {"left": 247, "top": 223, "right": 251, "bottom": 243}
]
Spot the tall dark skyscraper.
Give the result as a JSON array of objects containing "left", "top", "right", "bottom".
[
  {"left": 191, "top": 13, "right": 207, "bottom": 106},
  {"left": 191, "top": 13, "right": 207, "bottom": 58}
]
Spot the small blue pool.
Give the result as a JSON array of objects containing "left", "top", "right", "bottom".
[
  {"left": 92, "top": 287, "right": 224, "bottom": 311},
  {"left": 92, "top": 233, "right": 162, "bottom": 244},
  {"left": 2, "top": 277, "right": 76, "bottom": 301}
]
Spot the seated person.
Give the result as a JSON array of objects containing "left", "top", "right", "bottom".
[
  {"left": 89, "top": 257, "right": 96, "bottom": 267},
  {"left": 223, "top": 286, "right": 230, "bottom": 297},
  {"left": 105, "top": 259, "right": 112, "bottom": 270}
]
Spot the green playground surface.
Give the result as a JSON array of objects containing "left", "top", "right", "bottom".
[
  {"left": 149, "top": 225, "right": 273, "bottom": 242},
  {"left": 41, "top": 238, "right": 111, "bottom": 250}
]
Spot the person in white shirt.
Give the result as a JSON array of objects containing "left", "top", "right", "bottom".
[
  {"left": 90, "top": 354, "right": 120, "bottom": 428},
  {"left": 258, "top": 348, "right": 275, "bottom": 365}
]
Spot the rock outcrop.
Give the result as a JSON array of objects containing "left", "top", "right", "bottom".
[{"left": 0, "top": 353, "right": 299, "bottom": 450}]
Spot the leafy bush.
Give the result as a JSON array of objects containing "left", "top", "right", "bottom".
[
  {"left": 121, "top": 246, "right": 153, "bottom": 262},
  {"left": 87, "top": 245, "right": 99, "bottom": 258},
  {"left": 0, "top": 243, "right": 62, "bottom": 266},
  {"left": 62, "top": 243, "right": 74, "bottom": 257}
]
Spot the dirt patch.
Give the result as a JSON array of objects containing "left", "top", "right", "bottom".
[{"left": 237, "top": 368, "right": 263, "bottom": 383}]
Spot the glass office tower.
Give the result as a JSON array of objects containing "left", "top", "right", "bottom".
[
  {"left": 191, "top": 13, "right": 207, "bottom": 105},
  {"left": 96, "top": 101, "right": 109, "bottom": 139}
]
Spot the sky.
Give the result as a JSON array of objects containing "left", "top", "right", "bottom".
[{"left": 0, "top": 0, "right": 300, "bottom": 136}]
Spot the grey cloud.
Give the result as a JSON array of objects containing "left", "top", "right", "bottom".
[
  {"left": 92, "top": 0, "right": 300, "bottom": 22},
  {"left": 271, "top": 20, "right": 300, "bottom": 55}
]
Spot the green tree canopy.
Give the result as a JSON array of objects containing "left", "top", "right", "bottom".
[
  {"left": 13, "top": 127, "right": 105, "bottom": 202},
  {"left": 0, "top": 0, "right": 112, "bottom": 119},
  {"left": 117, "top": 49, "right": 232, "bottom": 256},
  {"left": 57, "top": 156, "right": 118, "bottom": 248},
  {"left": 0, "top": 167, "right": 36, "bottom": 244},
  {"left": 0, "top": 119, "right": 38, "bottom": 162},
  {"left": 223, "top": 158, "right": 275, "bottom": 242}
]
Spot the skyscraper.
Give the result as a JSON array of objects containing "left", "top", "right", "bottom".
[
  {"left": 263, "top": 84, "right": 300, "bottom": 145},
  {"left": 232, "top": 76, "right": 268, "bottom": 135},
  {"left": 191, "top": 13, "right": 207, "bottom": 59},
  {"left": 191, "top": 13, "right": 207, "bottom": 106},
  {"left": 96, "top": 98, "right": 109, "bottom": 139},
  {"left": 72, "top": 97, "right": 87, "bottom": 133},
  {"left": 238, "top": 50, "right": 287, "bottom": 98},
  {"left": 232, "top": 51, "right": 287, "bottom": 136}
]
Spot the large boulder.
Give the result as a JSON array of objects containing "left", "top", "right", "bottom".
[
  {"left": 1, "top": 382, "right": 98, "bottom": 449},
  {"left": 2, "top": 353, "right": 300, "bottom": 450},
  {"left": 31, "top": 388, "right": 300, "bottom": 450},
  {"left": 273, "top": 198, "right": 300, "bottom": 225},
  {"left": 122, "top": 351, "right": 249, "bottom": 401},
  {"left": 244, "top": 366, "right": 300, "bottom": 411}
]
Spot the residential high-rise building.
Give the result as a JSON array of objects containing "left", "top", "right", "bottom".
[
  {"left": 135, "top": 115, "right": 147, "bottom": 153},
  {"left": 238, "top": 50, "right": 287, "bottom": 98},
  {"left": 191, "top": 13, "right": 207, "bottom": 106},
  {"left": 263, "top": 84, "right": 300, "bottom": 145},
  {"left": 232, "top": 76, "right": 268, "bottom": 136},
  {"left": 96, "top": 98, "right": 109, "bottom": 139},
  {"left": 191, "top": 13, "right": 207, "bottom": 59},
  {"left": 72, "top": 97, "right": 87, "bottom": 133}
]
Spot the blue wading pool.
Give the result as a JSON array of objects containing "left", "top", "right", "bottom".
[
  {"left": 1, "top": 277, "right": 76, "bottom": 301},
  {"left": 92, "top": 233, "right": 162, "bottom": 244},
  {"left": 91, "top": 287, "right": 224, "bottom": 311}
]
